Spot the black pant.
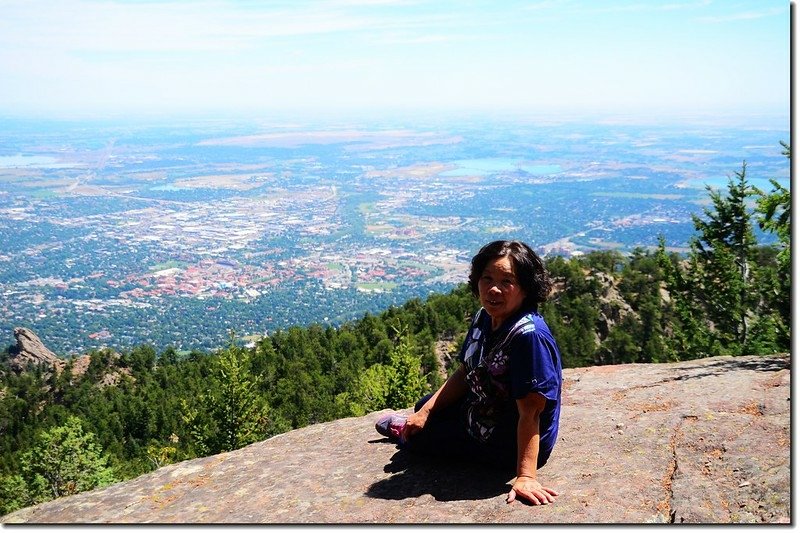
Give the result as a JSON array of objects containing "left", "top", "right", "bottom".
[{"left": 401, "top": 393, "right": 521, "bottom": 474}]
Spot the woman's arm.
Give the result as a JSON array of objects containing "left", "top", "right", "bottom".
[
  {"left": 401, "top": 364, "right": 468, "bottom": 441},
  {"left": 506, "top": 391, "right": 560, "bottom": 505}
]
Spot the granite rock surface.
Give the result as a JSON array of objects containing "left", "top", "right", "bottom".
[
  {"left": 2, "top": 354, "right": 790, "bottom": 524},
  {"left": 7, "top": 327, "right": 64, "bottom": 374}
]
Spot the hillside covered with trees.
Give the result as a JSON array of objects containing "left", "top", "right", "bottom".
[{"left": 0, "top": 146, "right": 790, "bottom": 516}]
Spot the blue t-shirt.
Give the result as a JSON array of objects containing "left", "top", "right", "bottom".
[{"left": 459, "top": 307, "right": 562, "bottom": 461}]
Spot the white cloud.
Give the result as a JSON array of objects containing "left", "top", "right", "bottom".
[
  {"left": 0, "top": 0, "right": 789, "bottom": 116},
  {"left": 524, "top": 0, "right": 712, "bottom": 15},
  {"left": 0, "top": 0, "right": 397, "bottom": 54},
  {"left": 694, "top": 6, "right": 787, "bottom": 23}
]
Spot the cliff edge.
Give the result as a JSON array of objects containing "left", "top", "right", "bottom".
[{"left": 2, "top": 355, "right": 790, "bottom": 524}]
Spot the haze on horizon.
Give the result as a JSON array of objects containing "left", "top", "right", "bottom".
[{"left": 0, "top": 0, "right": 791, "bottom": 122}]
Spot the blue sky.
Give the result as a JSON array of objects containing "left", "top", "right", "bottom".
[{"left": 0, "top": 0, "right": 790, "bottom": 119}]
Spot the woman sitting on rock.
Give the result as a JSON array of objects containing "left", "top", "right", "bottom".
[{"left": 375, "top": 240, "right": 563, "bottom": 506}]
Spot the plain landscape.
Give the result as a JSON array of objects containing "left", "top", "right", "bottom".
[{"left": 0, "top": 115, "right": 789, "bottom": 355}]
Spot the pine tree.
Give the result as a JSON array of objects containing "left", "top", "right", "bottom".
[
  {"left": 20, "top": 417, "right": 117, "bottom": 504},
  {"left": 688, "top": 162, "right": 758, "bottom": 354},
  {"left": 617, "top": 248, "right": 672, "bottom": 363},
  {"left": 543, "top": 256, "right": 602, "bottom": 367},
  {"left": 339, "top": 330, "right": 428, "bottom": 415},
  {"left": 0, "top": 474, "right": 28, "bottom": 516},
  {"left": 656, "top": 235, "right": 711, "bottom": 358},
  {"left": 336, "top": 363, "right": 392, "bottom": 417},
  {"left": 214, "top": 342, "right": 269, "bottom": 452},
  {"left": 385, "top": 333, "right": 428, "bottom": 409},
  {"left": 753, "top": 142, "right": 791, "bottom": 346},
  {"left": 181, "top": 337, "right": 269, "bottom": 455}
]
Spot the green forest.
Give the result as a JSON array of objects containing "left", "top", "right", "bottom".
[{"left": 0, "top": 147, "right": 790, "bottom": 515}]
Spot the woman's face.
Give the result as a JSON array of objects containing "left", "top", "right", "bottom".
[{"left": 477, "top": 255, "right": 527, "bottom": 329}]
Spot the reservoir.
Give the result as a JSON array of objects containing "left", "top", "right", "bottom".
[{"left": 439, "top": 158, "right": 562, "bottom": 177}]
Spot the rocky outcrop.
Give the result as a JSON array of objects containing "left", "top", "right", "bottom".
[
  {"left": 70, "top": 354, "right": 92, "bottom": 379},
  {"left": 4, "top": 329, "right": 130, "bottom": 389},
  {"left": 96, "top": 365, "right": 131, "bottom": 388},
  {"left": 6, "top": 327, "right": 64, "bottom": 374},
  {"left": 591, "top": 271, "right": 634, "bottom": 342},
  {"left": 433, "top": 337, "right": 458, "bottom": 380},
  {"left": 2, "top": 354, "right": 790, "bottom": 524}
]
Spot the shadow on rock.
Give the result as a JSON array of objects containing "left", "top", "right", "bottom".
[
  {"left": 661, "top": 355, "right": 789, "bottom": 385},
  {"left": 365, "top": 448, "right": 512, "bottom": 502}
]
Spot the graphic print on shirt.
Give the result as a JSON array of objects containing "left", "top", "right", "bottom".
[{"left": 462, "top": 311, "right": 536, "bottom": 443}]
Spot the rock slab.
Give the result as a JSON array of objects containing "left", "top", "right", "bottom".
[{"left": 2, "top": 355, "right": 790, "bottom": 524}]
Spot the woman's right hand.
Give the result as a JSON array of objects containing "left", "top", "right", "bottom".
[
  {"left": 401, "top": 365, "right": 468, "bottom": 442},
  {"left": 401, "top": 409, "right": 429, "bottom": 441}
]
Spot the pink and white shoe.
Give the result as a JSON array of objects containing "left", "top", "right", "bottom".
[{"left": 375, "top": 413, "right": 407, "bottom": 443}]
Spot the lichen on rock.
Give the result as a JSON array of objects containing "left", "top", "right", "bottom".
[{"left": 2, "top": 354, "right": 790, "bottom": 524}]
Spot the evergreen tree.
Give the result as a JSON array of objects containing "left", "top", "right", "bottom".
[
  {"left": 618, "top": 248, "right": 672, "bottom": 363},
  {"left": 385, "top": 331, "right": 428, "bottom": 409},
  {"left": 336, "top": 363, "right": 392, "bottom": 417},
  {"left": 753, "top": 142, "right": 791, "bottom": 345},
  {"left": 688, "top": 162, "right": 758, "bottom": 354},
  {"left": 338, "top": 331, "right": 428, "bottom": 415},
  {"left": 543, "top": 255, "right": 602, "bottom": 367},
  {"left": 215, "top": 342, "right": 268, "bottom": 451},
  {"left": 0, "top": 474, "right": 28, "bottom": 516},
  {"left": 656, "top": 236, "right": 711, "bottom": 358},
  {"left": 181, "top": 338, "right": 269, "bottom": 455},
  {"left": 19, "top": 417, "right": 117, "bottom": 504}
]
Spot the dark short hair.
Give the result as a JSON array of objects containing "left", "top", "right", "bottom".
[{"left": 468, "top": 240, "right": 552, "bottom": 310}]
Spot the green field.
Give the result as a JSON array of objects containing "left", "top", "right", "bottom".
[
  {"left": 358, "top": 202, "right": 375, "bottom": 214},
  {"left": 149, "top": 260, "right": 188, "bottom": 272},
  {"left": 356, "top": 282, "right": 397, "bottom": 292},
  {"left": 30, "top": 189, "right": 58, "bottom": 199},
  {"left": 398, "top": 260, "right": 437, "bottom": 272},
  {"left": 590, "top": 192, "right": 684, "bottom": 200}
]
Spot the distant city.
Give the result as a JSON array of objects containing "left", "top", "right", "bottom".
[{"left": 0, "top": 116, "right": 789, "bottom": 355}]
